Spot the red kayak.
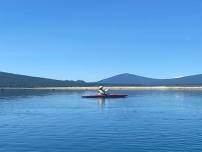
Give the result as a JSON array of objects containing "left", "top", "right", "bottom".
[{"left": 82, "top": 94, "right": 128, "bottom": 98}]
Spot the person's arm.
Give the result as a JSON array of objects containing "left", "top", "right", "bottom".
[
  {"left": 104, "top": 89, "right": 109, "bottom": 92},
  {"left": 98, "top": 89, "right": 105, "bottom": 94}
]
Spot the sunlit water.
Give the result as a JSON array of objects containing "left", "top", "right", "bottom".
[{"left": 1, "top": 90, "right": 202, "bottom": 152}]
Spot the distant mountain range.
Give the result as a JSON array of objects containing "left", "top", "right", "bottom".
[
  {"left": 1, "top": 72, "right": 202, "bottom": 88},
  {"left": 98, "top": 73, "right": 202, "bottom": 86},
  {"left": 0, "top": 72, "right": 86, "bottom": 88}
]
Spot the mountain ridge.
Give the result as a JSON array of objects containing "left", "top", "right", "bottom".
[
  {"left": 1, "top": 71, "right": 202, "bottom": 88},
  {"left": 0, "top": 71, "right": 86, "bottom": 88},
  {"left": 98, "top": 73, "right": 202, "bottom": 86}
]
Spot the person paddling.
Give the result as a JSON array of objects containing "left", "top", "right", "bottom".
[
  {"left": 82, "top": 86, "right": 127, "bottom": 98},
  {"left": 98, "top": 86, "right": 109, "bottom": 95}
]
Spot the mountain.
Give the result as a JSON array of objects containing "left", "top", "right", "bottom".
[
  {"left": 0, "top": 72, "right": 86, "bottom": 88},
  {"left": 1, "top": 72, "right": 202, "bottom": 88},
  {"left": 98, "top": 73, "right": 202, "bottom": 86}
]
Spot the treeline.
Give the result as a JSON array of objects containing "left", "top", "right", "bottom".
[{"left": 0, "top": 72, "right": 86, "bottom": 88}]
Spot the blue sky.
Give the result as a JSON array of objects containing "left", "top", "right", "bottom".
[{"left": 0, "top": 0, "right": 201, "bottom": 81}]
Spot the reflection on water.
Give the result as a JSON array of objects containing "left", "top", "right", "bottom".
[
  {"left": 97, "top": 98, "right": 105, "bottom": 110},
  {"left": 0, "top": 89, "right": 84, "bottom": 100},
  {"left": 1, "top": 90, "right": 202, "bottom": 152}
]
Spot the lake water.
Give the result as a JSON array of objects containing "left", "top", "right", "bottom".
[{"left": 1, "top": 90, "right": 202, "bottom": 152}]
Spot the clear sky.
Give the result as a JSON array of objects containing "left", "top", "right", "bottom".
[{"left": 0, "top": 0, "right": 201, "bottom": 81}]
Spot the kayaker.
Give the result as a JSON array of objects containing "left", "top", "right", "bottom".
[{"left": 98, "top": 86, "right": 109, "bottom": 95}]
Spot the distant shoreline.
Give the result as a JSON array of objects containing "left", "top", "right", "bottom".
[{"left": 1, "top": 86, "right": 202, "bottom": 91}]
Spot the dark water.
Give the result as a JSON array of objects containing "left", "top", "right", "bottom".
[{"left": 1, "top": 90, "right": 202, "bottom": 152}]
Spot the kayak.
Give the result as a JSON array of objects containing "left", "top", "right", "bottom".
[{"left": 82, "top": 94, "right": 128, "bottom": 98}]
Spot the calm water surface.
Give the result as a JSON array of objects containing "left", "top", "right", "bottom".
[{"left": 1, "top": 90, "right": 202, "bottom": 152}]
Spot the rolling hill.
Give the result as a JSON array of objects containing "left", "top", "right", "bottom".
[
  {"left": 98, "top": 73, "right": 202, "bottom": 86},
  {"left": 0, "top": 72, "right": 86, "bottom": 88},
  {"left": 1, "top": 72, "right": 202, "bottom": 88}
]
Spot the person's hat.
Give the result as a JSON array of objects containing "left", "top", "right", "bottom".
[{"left": 99, "top": 86, "right": 103, "bottom": 89}]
